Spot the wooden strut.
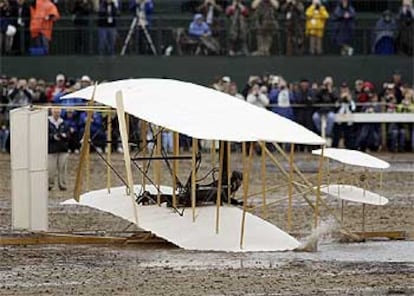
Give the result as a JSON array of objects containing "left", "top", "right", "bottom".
[
  {"left": 156, "top": 127, "right": 162, "bottom": 206},
  {"left": 211, "top": 140, "right": 216, "bottom": 168},
  {"left": 260, "top": 142, "right": 268, "bottom": 219},
  {"left": 172, "top": 132, "right": 179, "bottom": 208},
  {"left": 191, "top": 137, "right": 198, "bottom": 222},
  {"left": 116, "top": 91, "right": 138, "bottom": 226},
  {"left": 227, "top": 142, "right": 232, "bottom": 205},
  {"left": 315, "top": 145, "right": 325, "bottom": 229},
  {"left": 141, "top": 121, "right": 148, "bottom": 192},
  {"left": 74, "top": 83, "right": 97, "bottom": 202},
  {"left": 287, "top": 143, "right": 294, "bottom": 232},
  {"left": 240, "top": 142, "right": 254, "bottom": 249},
  {"left": 216, "top": 141, "right": 224, "bottom": 234},
  {"left": 106, "top": 111, "right": 112, "bottom": 193}
]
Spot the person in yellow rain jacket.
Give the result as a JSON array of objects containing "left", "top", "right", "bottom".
[{"left": 305, "top": 0, "right": 329, "bottom": 54}]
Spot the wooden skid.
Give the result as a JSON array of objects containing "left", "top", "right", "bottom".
[
  {"left": 0, "top": 231, "right": 169, "bottom": 246},
  {"left": 353, "top": 231, "right": 409, "bottom": 240}
]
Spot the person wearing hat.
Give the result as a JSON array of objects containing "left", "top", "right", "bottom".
[
  {"left": 251, "top": 0, "right": 279, "bottom": 56},
  {"left": 396, "top": 0, "right": 414, "bottom": 55},
  {"left": 46, "top": 73, "right": 66, "bottom": 102},
  {"left": 332, "top": 0, "right": 356, "bottom": 56},
  {"left": 188, "top": 13, "right": 220, "bottom": 54},
  {"left": 372, "top": 10, "right": 397, "bottom": 55},
  {"left": 80, "top": 75, "right": 92, "bottom": 89}
]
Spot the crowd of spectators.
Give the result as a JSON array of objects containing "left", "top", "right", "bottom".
[
  {"left": 0, "top": 0, "right": 413, "bottom": 56},
  {"left": 0, "top": 71, "right": 413, "bottom": 155}
]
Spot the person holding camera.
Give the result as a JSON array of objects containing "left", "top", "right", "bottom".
[
  {"left": 226, "top": 0, "right": 249, "bottom": 56},
  {"left": 8, "top": 78, "right": 33, "bottom": 107},
  {"left": 251, "top": 0, "right": 279, "bottom": 56},
  {"left": 282, "top": 0, "right": 305, "bottom": 55},
  {"left": 48, "top": 108, "right": 69, "bottom": 191},
  {"left": 332, "top": 82, "right": 356, "bottom": 148},
  {"left": 247, "top": 83, "right": 269, "bottom": 108},
  {"left": 305, "top": 0, "right": 329, "bottom": 55},
  {"left": 332, "top": 0, "right": 355, "bottom": 56}
]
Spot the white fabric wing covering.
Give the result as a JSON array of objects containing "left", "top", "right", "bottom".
[
  {"left": 312, "top": 148, "right": 390, "bottom": 169},
  {"left": 320, "top": 184, "right": 389, "bottom": 205},
  {"left": 61, "top": 185, "right": 300, "bottom": 252},
  {"left": 61, "top": 79, "right": 325, "bottom": 145}
]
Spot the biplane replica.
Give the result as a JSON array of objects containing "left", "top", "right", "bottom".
[{"left": 3, "top": 78, "right": 401, "bottom": 251}]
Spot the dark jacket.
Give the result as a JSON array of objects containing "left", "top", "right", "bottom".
[
  {"left": 72, "top": 0, "right": 93, "bottom": 26},
  {"left": 372, "top": 13, "right": 397, "bottom": 54},
  {"left": 314, "top": 87, "right": 338, "bottom": 113},
  {"left": 97, "top": 2, "right": 118, "bottom": 27},
  {"left": 332, "top": 0, "right": 355, "bottom": 46},
  {"left": 10, "top": 1, "right": 30, "bottom": 28},
  {"left": 48, "top": 116, "right": 69, "bottom": 154}
]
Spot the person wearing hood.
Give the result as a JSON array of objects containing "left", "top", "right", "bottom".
[
  {"left": 396, "top": 0, "right": 414, "bottom": 55},
  {"left": 332, "top": 0, "right": 355, "bottom": 55},
  {"left": 372, "top": 10, "right": 397, "bottom": 55},
  {"left": 188, "top": 13, "right": 220, "bottom": 54},
  {"left": 251, "top": 0, "right": 279, "bottom": 56},
  {"left": 29, "top": 0, "right": 60, "bottom": 54},
  {"left": 305, "top": 0, "right": 329, "bottom": 55}
]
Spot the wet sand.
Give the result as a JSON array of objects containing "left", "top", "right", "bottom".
[{"left": 1, "top": 152, "right": 414, "bottom": 295}]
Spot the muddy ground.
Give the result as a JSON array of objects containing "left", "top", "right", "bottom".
[{"left": 0, "top": 151, "right": 414, "bottom": 295}]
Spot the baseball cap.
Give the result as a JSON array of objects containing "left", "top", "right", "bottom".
[
  {"left": 56, "top": 74, "right": 65, "bottom": 82},
  {"left": 222, "top": 76, "right": 231, "bottom": 83},
  {"left": 81, "top": 75, "right": 91, "bottom": 82}
]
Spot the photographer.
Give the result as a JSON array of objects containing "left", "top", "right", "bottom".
[
  {"left": 48, "top": 108, "right": 69, "bottom": 191},
  {"left": 8, "top": 78, "right": 32, "bottom": 107},
  {"left": 246, "top": 83, "right": 269, "bottom": 108},
  {"left": 332, "top": 82, "right": 356, "bottom": 148},
  {"left": 226, "top": 0, "right": 249, "bottom": 56},
  {"left": 305, "top": 0, "right": 329, "bottom": 54},
  {"left": 312, "top": 76, "right": 338, "bottom": 144},
  {"left": 129, "top": 0, "right": 154, "bottom": 54},
  {"left": 282, "top": 0, "right": 304, "bottom": 55},
  {"left": 251, "top": 0, "right": 279, "bottom": 56}
]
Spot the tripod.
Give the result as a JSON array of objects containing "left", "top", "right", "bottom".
[{"left": 120, "top": 3, "right": 157, "bottom": 56}]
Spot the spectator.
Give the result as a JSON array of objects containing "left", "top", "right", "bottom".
[
  {"left": 226, "top": 0, "right": 249, "bottom": 56},
  {"left": 305, "top": 0, "right": 329, "bottom": 55},
  {"left": 251, "top": 0, "right": 279, "bottom": 56},
  {"left": 396, "top": 0, "right": 414, "bottom": 55},
  {"left": 246, "top": 83, "right": 269, "bottom": 108},
  {"left": 79, "top": 111, "right": 106, "bottom": 152},
  {"left": 97, "top": 0, "right": 119, "bottom": 56},
  {"left": 228, "top": 81, "right": 244, "bottom": 100},
  {"left": 332, "top": 82, "right": 356, "bottom": 148},
  {"left": 29, "top": 0, "right": 60, "bottom": 54},
  {"left": 391, "top": 70, "right": 404, "bottom": 103},
  {"left": 294, "top": 78, "right": 315, "bottom": 138},
  {"left": 8, "top": 78, "right": 32, "bottom": 106},
  {"left": 372, "top": 10, "right": 397, "bottom": 55},
  {"left": 332, "top": 0, "right": 355, "bottom": 56},
  {"left": 0, "top": 0, "right": 14, "bottom": 54},
  {"left": 281, "top": 0, "right": 304, "bottom": 56},
  {"left": 63, "top": 109, "right": 80, "bottom": 153},
  {"left": 48, "top": 108, "right": 69, "bottom": 191},
  {"left": 269, "top": 77, "right": 295, "bottom": 120},
  {"left": 188, "top": 13, "right": 220, "bottom": 55},
  {"left": 31, "top": 78, "right": 48, "bottom": 103},
  {"left": 398, "top": 88, "right": 414, "bottom": 151},
  {"left": 196, "top": 0, "right": 223, "bottom": 36},
  {"left": 312, "top": 76, "right": 338, "bottom": 143},
  {"left": 71, "top": 0, "right": 94, "bottom": 55},
  {"left": 356, "top": 93, "right": 381, "bottom": 152},
  {"left": 46, "top": 73, "right": 66, "bottom": 102},
  {"left": 357, "top": 81, "right": 374, "bottom": 105},
  {"left": 129, "top": 0, "right": 154, "bottom": 54}
]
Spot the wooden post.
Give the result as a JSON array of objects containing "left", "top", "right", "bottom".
[
  {"left": 287, "top": 143, "right": 294, "bottom": 231},
  {"left": 227, "top": 142, "right": 231, "bottom": 205},
  {"left": 116, "top": 91, "right": 138, "bottom": 225},
  {"left": 155, "top": 127, "right": 162, "bottom": 205},
  {"left": 141, "top": 121, "right": 148, "bottom": 191},
  {"left": 362, "top": 203, "right": 366, "bottom": 235},
  {"left": 215, "top": 141, "right": 224, "bottom": 234},
  {"left": 260, "top": 141, "right": 267, "bottom": 219},
  {"left": 341, "top": 200, "right": 344, "bottom": 225},
  {"left": 211, "top": 140, "right": 216, "bottom": 167},
  {"left": 106, "top": 111, "right": 112, "bottom": 193},
  {"left": 172, "top": 132, "right": 179, "bottom": 208},
  {"left": 191, "top": 137, "right": 198, "bottom": 222},
  {"left": 86, "top": 141, "right": 90, "bottom": 191},
  {"left": 315, "top": 146, "right": 325, "bottom": 229},
  {"left": 240, "top": 143, "right": 254, "bottom": 249},
  {"left": 74, "top": 84, "right": 97, "bottom": 202}
]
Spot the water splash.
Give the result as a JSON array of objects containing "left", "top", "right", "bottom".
[{"left": 296, "top": 217, "right": 339, "bottom": 252}]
